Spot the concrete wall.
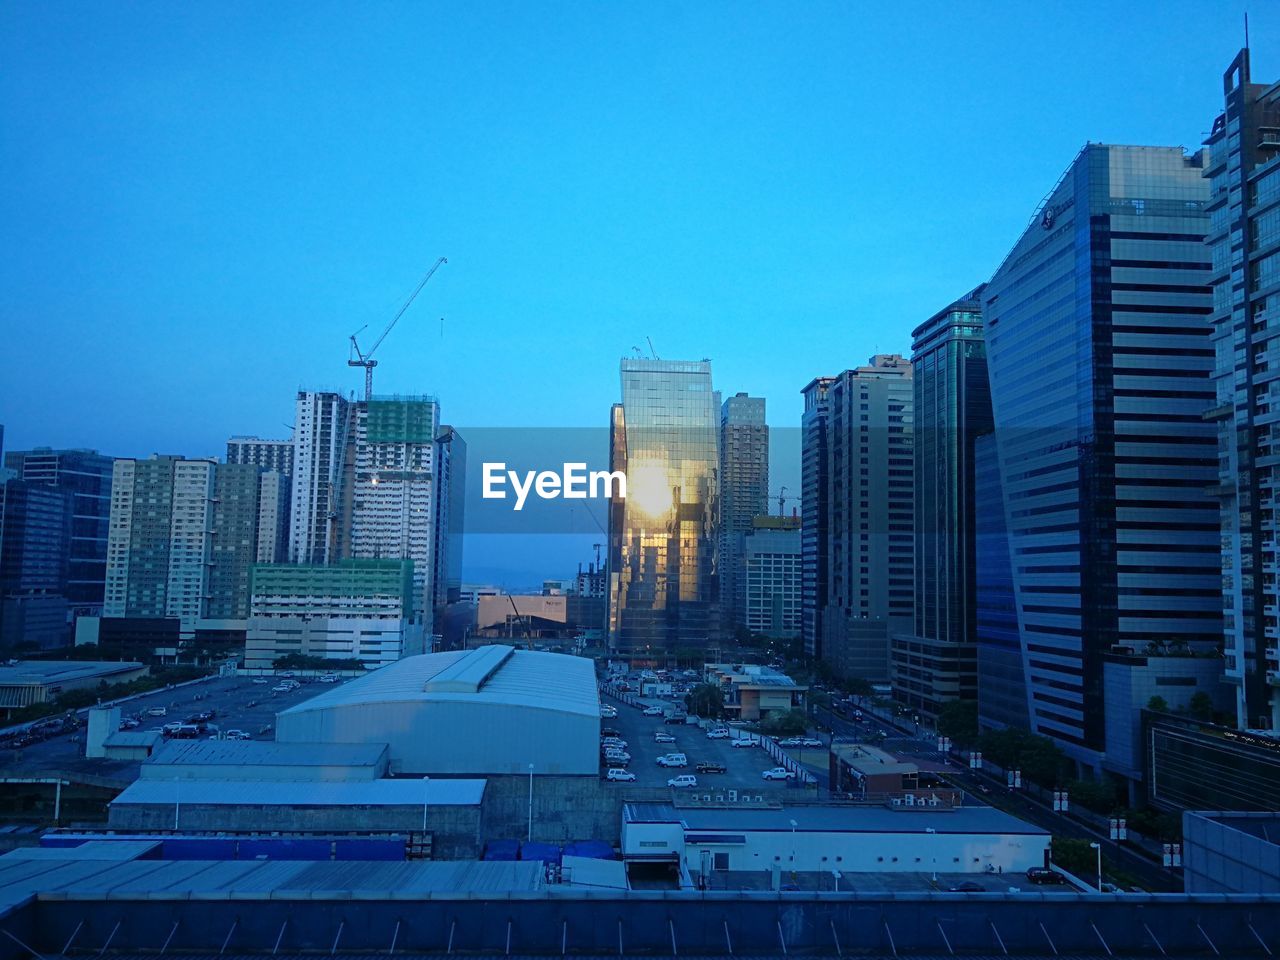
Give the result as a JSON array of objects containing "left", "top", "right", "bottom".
[
  {"left": 106, "top": 802, "right": 482, "bottom": 859},
  {"left": 480, "top": 775, "right": 667, "bottom": 845}
]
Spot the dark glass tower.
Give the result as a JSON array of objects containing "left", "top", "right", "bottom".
[{"left": 893, "top": 286, "right": 991, "bottom": 716}]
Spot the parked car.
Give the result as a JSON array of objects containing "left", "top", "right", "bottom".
[
  {"left": 225, "top": 729, "right": 251, "bottom": 740},
  {"left": 118, "top": 718, "right": 140, "bottom": 730},
  {"left": 656, "top": 753, "right": 688, "bottom": 767},
  {"left": 643, "top": 706, "right": 663, "bottom": 716},
  {"left": 654, "top": 732, "right": 676, "bottom": 743},
  {"left": 604, "top": 750, "right": 631, "bottom": 763},
  {"left": 667, "top": 775, "right": 698, "bottom": 789},
  {"left": 706, "top": 728, "right": 729, "bottom": 739},
  {"left": 1025, "top": 868, "right": 1069, "bottom": 886},
  {"left": 798, "top": 738, "right": 823, "bottom": 748},
  {"left": 778, "top": 737, "right": 803, "bottom": 747},
  {"left": 664, "top": 714, "right": 688, "bottom": 725},
  {"left": 601, "top": 727, "right": 620, "bottom": 738},
  {"left": 731, "top": 737, "right": 758, "bottom": 748},
  {"left": 762, "top": 767, "right": 796, "bottom": 781},
  {"left": 949, "top": 881, "right": 985, "bottom": 893},
  {"left": 147, "top": 706, "right": 167, "bottom": 717},
  {"left": 600, "top": 705, "right": 618, "bottom": 718},
  {"left": 606, "top": 768, "right": 636, "bottom": 782},
  {"left": 601, "top": 737, "right": 627, "bottom": 749},
  {"left": 695, "top": 761, "right": 726, "bottom": 774},
  {"left": 319, "top": 674, "right": 339, "bottom": 683}
]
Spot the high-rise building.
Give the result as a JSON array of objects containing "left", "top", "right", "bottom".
[
  {"left": 607, "top": 358, "right": 720, "bottom": 660},
  {"left": 105, "top": 456, "right": 277, "bottom": 628},
  {"left": 0, "top": 477, "right": 72, "bottom": 650},
  {"left": 982, "top": 144, "right": 1221, "bottom": 775},
  {"left": 719, "top": 393, "right": 769, "bottom": 633},
  {"left": 818, "top": 356, "right": 914, "bottom": 683},
  {"left": 348, "top": 396, "right": 439, "bottom": 633},
  {"left": 226, "top": 436, "right": 294, "bottom": 475},
  {"left": 800, "top": 377, "right": 834, "bottom": 659},
  {"left": 289, "top": 391, "right": 351, "bottom": 565},
  {"left": 433, "top": 424, "right": 467, "bottom": 611},
  {"left": 1203, "top": 49, "right": 1280, "bottom": 731},
  {"left": 3, "top": 448, "right": 113, "bottom": 615},
  {"left": 227, "top": 436, "right": 293, "bottom": 565},
  {"left": 892, "top": 287, "right": 991, "bottom": 716},
  {"left": 742, "top": 515, "right": 801, "bottom": 639}
]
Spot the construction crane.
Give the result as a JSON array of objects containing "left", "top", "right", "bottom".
[
  {"left": 348, "top": 257, "right": 446, "bottom": 400},
  {"left": 773, "top": 487, "right": 800, "bottom": 516}
]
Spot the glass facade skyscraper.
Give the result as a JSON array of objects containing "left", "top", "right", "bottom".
[
  {"left": 983, "top": 144, "right": 1220, "bottom": 771},
  {"left": 893, "top": 287, "right": 991, "bottom": 716},
  {"left": 608, "top": 358, "right": 720, "bottom": 660},
  {"left": 1203, "top": 49, "right": 1280, "bottom": 731}
]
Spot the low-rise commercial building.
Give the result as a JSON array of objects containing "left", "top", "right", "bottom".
[
  {"left": 621, "top": 801, "right": 1049, "bottom": 886},
  {"left": 828, "top": 743, "right": 923, "bottom": 797},
  {"left": 703, "top": 663, "right": 806, "bottom": 720}
]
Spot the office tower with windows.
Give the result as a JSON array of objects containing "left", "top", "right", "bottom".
[
  {"left": 800, "top": 377, "right": 834, "bottom": 659},
  {"left": 893, "top": 288, "right": 991, "bottom": 716},
  {"left": 290, "top": 391, "right": 351, "bottom": 565},
  {"left": 348, "top": 396, "right": 440, "bottom": 633},
  {"left": 0, "top": 478, "right": 72, "bottom": 650},
  {"left": 742, "top": 515, "right": 801, "bottom": 639},
  {"left": 227, "top": 436, "right": 294, "bottom": 476},
  {"left": 983, "top": 143, "right": 1221, "bottom": 774},
  {"left": 1204, "top": 49, "right": 1280, "bottom": 731},
  {"left": 818, "top": 356, "right": 913, "bottom": 683},
  {"left": 607, "top": 358, "right": 720, "bottom": 660},
  {"left": 3, "top": 448, "right": 114, "bottom": 616},
  {"left": 433, "top": 425, "right": 466, "bottom": 611},
  {"left": 719, "top": 393, "right": 769, "bottom": 632}
]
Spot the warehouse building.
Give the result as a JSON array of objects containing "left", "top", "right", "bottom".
[
  {"left": 622, "top": 801, "right": 1050, "bottom": 888},
  {"left": 275, "top": 644, "right": 600, "bottom": 775},
  {"left": 107, "top": 778, "right": 486, "bottom": 858},
  {"left": 138, "top": 740, "right": 390, "bottom": 782},
  {"left": 0, "top": 660, "right": 147, "bottom": 717}
]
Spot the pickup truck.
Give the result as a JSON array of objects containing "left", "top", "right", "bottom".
[{"left": 695, "top": 761, "right": 726, "bottom": 774}]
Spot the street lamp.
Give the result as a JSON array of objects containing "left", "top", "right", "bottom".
[
  {"left": 173, "top": 776, "right": 180, "bottom": 832},
  {"left": 789, "top": 818, "right": 797, "bottom": 876},
  {"left": 527, "top": 763, "right": 535, "bottom": 842},
  {"left": 1089, "top": 842, "right": 1102, "bottom": 892}
]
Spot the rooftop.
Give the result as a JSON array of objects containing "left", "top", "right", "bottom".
[
  {"left": 0, "top": 660, "right": 146, "bottom": 686},
  {"left": 278, "top": 645, "right": 600, "bottom": 718},
  {"left": 623, "top": 802, "right": 1047, "bottom": 836},
  {"left": 705, "top": 663, "right": 805, "bottom": 689},
  {"left": 112, "top": 777, "right": 486, "bottom": 808},
  {"left": 831, "top": 743, "right": 920, "bottom": 777},
  {"left": 142, "top": 739, "right": 387, "bottom": 770}
]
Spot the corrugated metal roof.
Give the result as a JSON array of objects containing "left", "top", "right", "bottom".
[
  {"left": 144, "top": 739, "right": 387, "bottom": 767},
  {"left": 277, "top": 645, "right": 599, "bottom": 718},
  {"left": 0, "top": 660, "right": 146, "bottom": 685},
  {"left": 104, "top": 731, "right": 162, "bottom": 748},
  {"left": 112, "top": 777, "right": 486, "bottom": 807},
  {"left": 0, "top": 855, "right": 543, "bottom": 901},
  {"left": 623, "top": 802, "right": 1048, "bottom": 836},
  {"left": 2, "top": 841, "right": 160, "bottom": 861}
]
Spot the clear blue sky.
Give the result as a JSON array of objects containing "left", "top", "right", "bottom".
[{"left": 0, "top": 1, "right": 1266, "bottom": 585}]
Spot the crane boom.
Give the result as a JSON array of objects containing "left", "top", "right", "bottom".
[{"left": 349, "top": 256, "right": 447, "bottom": 400}]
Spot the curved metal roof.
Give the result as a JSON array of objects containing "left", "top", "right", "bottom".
[{"left": 277, "top": 645, "right": 600, "bottom": 719}]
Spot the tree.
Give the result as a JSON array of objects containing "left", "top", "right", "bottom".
[
  {"left": 936, "top": 700, "right": 979, "bottom": 744},
  {"left": 1188, "top": 692, "right": 1214, "bottom": 721},
  {"left": 760, "top": 709, "right": 809, "bottom": 736},
  {"left": 1065, "top": 777, "right": 1121, "bottom": 814},
  {"left": 844, "top": 676, "right": 874, "bottom": 698},
  {"left": 1146, "top": 695, "right": 1169, "bottom": 713},
  {"left": 1051, "top": 837, "right": 1096, "bottom": 876},
  {"left": 685, "top": 683, "right": 725, "bottom": 718}
]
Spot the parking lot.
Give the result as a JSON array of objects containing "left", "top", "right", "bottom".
[
  {"left": 600, "top": 690, "right": 814, "bottom": 794},
  {"left": 1, "top": 673, "right": 343, "bottom": 783}
]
